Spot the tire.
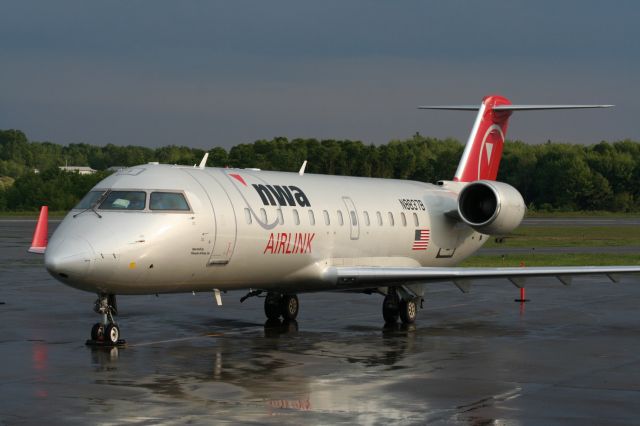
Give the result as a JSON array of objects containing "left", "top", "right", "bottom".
[
  {"left": 91, "top": 323, "right": 104, "bottom": 341},
  {"left": 105, "top": 324, "right": 120, "bottom": 345},
  {"left": 264, "top": 292, "right": 282, "bottom": 320},
  {"left": 382, "top": 294, "right": 400, "bottom": 323},
  {"left": 399, "top": 299, "right": 418, "bottom": 324},
  {"left": 281, "top": 294, "right": 299, "bottom": 321}
]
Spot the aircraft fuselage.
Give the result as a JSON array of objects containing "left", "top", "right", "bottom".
[{"left": 45, "top": 164, "right": 486, "bottom": 295}]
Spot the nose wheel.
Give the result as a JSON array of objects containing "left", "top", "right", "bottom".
[{"left": 86, "top": 294, "right": 125, "bottom": 347}]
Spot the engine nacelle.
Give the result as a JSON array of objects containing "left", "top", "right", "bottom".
[{"left": 457, "top": 180, "right": 526, "bottom": 235}]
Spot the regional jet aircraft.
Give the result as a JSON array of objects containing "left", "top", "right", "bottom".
[{"left": 30, "top": 95, "right": 640, "bottom": 345}]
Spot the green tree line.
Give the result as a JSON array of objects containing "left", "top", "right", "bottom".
[{"left": 1, "top": 129, "right": 639, "bottom": 212}]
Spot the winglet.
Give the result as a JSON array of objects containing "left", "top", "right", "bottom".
[
  {"left": 28, "top": 206, "right": 48, "bottom": 254},
  {"left": 198, "top": 153, "right": 209, "bottom": 169},
  {"left": 299, "top": 160, "right": 307, "bottom": 176}
]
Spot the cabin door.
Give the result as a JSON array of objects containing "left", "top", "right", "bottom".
[
  {"left": 342, "top": 196, "right": 360, "bottom": 240},
  {"left": 186, "top": 169, "right": 237, "bottom": 265}
]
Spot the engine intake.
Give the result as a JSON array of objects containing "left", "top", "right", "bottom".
[{"left": 457, "top": 180, "right": 526, "bottom": 235}]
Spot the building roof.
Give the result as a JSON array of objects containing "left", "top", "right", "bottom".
[{"left": 59, "top": 166, "right": 97, "bottom": 173}]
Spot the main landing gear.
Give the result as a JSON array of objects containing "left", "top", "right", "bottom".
[
  {"left": 382, "top": 286, "right": 420, "bottom": 325},
  {"left": 86, "top": 294, "right": 125, "bottom": 347},
  {"left": 264, "top": 291, "right": 299, "bottom": 321}
]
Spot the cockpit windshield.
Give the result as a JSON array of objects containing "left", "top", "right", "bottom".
[
  {"left": 99, "top": 191, "right": 146, "bottom": 210},
  {"left": 74, "top": 190, "right": 190, "bottom": 212},
  {"left": 74, "top": 190, "right": 106, "bottom": 209},
  {"left": 150, "top": 192, "right": 190, "bottom": 211}
]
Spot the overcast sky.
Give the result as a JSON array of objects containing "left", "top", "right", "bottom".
[{"left": 1, "top": 1, "right": 638, "bottom": 149}]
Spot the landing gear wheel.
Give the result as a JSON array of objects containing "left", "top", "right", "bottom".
[
  {"left": 382, "top": 292, "right": 400, "bottom": 323},
  {"left": 399, "top": 298, "right": 418, "bottom": 324},
  {"left": 87, "top": 294, "right": 125, "bottom": 347},
  {"left": 91, "top": 323, "right": 105, "bottom": 341},
  {"left": 281, "top": 294, "right": 299, "bottom": 321},
  {"left": 105, "top": 324, "right": 120, "bottom": 345},
  {"left": 264, "top": 292, "right": 283, "bottom": 320}
]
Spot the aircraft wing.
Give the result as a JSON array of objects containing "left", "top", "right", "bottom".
[{"left": 332, "top": 265, "right": 640, "bottom": 292}]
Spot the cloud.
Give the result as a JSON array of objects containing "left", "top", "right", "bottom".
[{"left": 0, "top": 1, "right": 638, "bottom": 148}]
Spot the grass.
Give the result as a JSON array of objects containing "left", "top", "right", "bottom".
[
  {"left": 477, "top": 224, "right": 640, "bottom": 266},
  {"left": 485, "top": 226, "right": 640, "bottom": 248},
  {"left": 525, "top": 210, "right": 640, "bottom": 218},
  {"left": 461, "top": 253, "right": 640, "bottom": 267}
]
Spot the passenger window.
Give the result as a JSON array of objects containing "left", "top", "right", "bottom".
[
  {"left": 363, "top": 211, "right": 370, "bottom": 226},
  {"left": 401, "top": 212, "right": 407, "bottom": 226},
  {"left": 376, "top": 211, "right": 383, "bottom": 226},
  {"left": 323, "top": 210, "right": 330, "bottom": 225},
  {"left": 388, "top": 212, "right": 395, "bottom": 226},
  {"left": 413, "top": 213, "right": 419, "bottom": 226},
  {"left": 260, "top": 208, "right": 267, "bottom": 223},
  {"left": 150, "top": 192, "right": 190, "bottom": 211},
  {"left": 337, "top": 210, "right": 344, "bottom": 226},
  {"left": 99, "top": 191, "right": 146, "bottom": 210},
  {"left": 350, "top": 211, "right": 357, "bottom": 226},
  {"left": 245, "top": 208, "right": 252, "bottom": 224},
  {"left": 293, "top": 209, "right": 300, "bottom": 225},
  {"left": 75, "top": 190, "right": 106, "bottom": 209},
  {"left": 308, "top": 210, "right": 316, "bottom": 225},
  {"left": 277, "top": 209, "right": 284, "bottom": 225}
]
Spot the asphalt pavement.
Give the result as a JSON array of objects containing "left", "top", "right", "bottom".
[{"left": 2, "top": 220, "right": 640, "bottom": 424}]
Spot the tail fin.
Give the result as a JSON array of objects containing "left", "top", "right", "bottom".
[{"left": 419, "top": 95, "right": 612, "bottom": 182}]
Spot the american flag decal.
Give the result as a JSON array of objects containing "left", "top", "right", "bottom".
[{"left": 412, "top": 228, "right": 430, "bottom": 251}]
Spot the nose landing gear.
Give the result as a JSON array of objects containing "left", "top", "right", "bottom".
[{"left": 86, "top": 294, "right": 126, "bottom": 347}]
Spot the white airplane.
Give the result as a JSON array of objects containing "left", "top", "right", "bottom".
[{"left": 29, "top": 94, "right": 640, "bottom": 345}]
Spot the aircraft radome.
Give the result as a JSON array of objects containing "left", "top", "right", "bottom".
[{"left": 29, "top": 95, "right": 640, "bottom": 346}]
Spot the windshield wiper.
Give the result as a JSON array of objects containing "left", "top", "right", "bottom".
[{"left": 73, "top": 191, "right": 110, "bottom": 219}]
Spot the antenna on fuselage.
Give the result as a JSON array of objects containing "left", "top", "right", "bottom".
[
  {"left": 198, "top": 152, "right": 209, "bottom": 169},
  {"left": 299, "top": 160, "right": 307, "bottom": 176}
]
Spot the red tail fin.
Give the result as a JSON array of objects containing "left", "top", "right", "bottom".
[
  {"left": 454, "top": 95, "right": 512, "bottom": 182},
  {"left": 419, "top": 96, "right": 612, "bottom": 182},
  {"left": 29, "top": 206, "right": 48, "bottom": 254}
]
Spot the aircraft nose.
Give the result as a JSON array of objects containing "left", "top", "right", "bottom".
[{"left": 45, "top": 237, "right": 94, "bottom": 280}]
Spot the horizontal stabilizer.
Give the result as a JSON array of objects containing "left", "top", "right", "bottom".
[
  {"left": 493, "top": 104, "right": 613, "bottom": 111},
  {"left": 418, "top": 105, "right": 481, "bottom": 111},
  {"left": 418, "top": 104, "right": 613, "bottom": 111}
]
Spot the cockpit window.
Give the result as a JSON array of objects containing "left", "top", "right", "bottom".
[
  {"left": 99, "top": 191, "right": 146, "bottom": 210},
  {"left": 74, "top": 190, "right": 106, "bottom": 209},
  {"left": 149, "top": 192, "right": 190, "bottom": 211}
]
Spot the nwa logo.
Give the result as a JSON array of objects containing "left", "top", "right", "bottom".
[{"left": 252, "top": 184, "right": 311, "bottom": 207}]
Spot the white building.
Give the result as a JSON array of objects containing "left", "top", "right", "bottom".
[{"left": 59, "top": 166, "right": 97, "bottom": 175}]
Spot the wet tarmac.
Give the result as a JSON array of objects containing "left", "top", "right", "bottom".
[{"left": 2, "top": 221, "right": 640, "bottom": 424}]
